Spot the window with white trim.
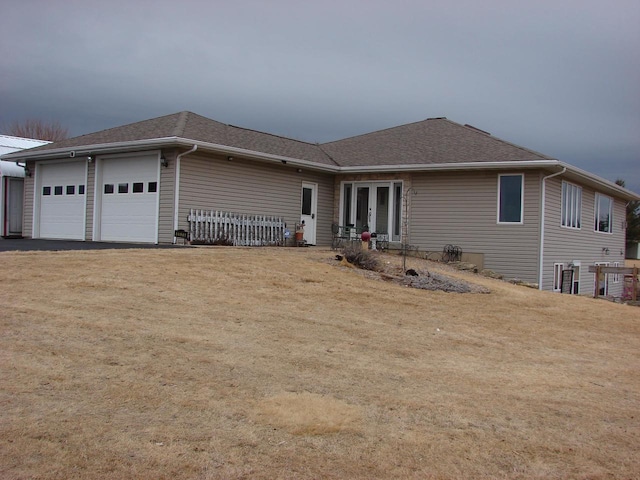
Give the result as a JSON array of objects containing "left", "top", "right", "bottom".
[
  {"left": 561, "top": 181, "right": 581, "bottom": 229},
  {"left": 553, "top": 263, "right": 564, "bottom": 292},
  {"left": 612, "top": 262, "right": 621, "bottom": 283},
  {"left": 594, "top": 193, "right": 613, "bottom": 233},
  {"left": 498, "top": 174, "right": 523, "bottom": 224}
]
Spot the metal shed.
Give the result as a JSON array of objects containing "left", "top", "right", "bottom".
[{"left": 1, "top": 135, "right": 50, "bottom": 238}]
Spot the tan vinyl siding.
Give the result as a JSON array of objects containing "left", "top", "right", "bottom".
[
  {"left": 177, "top": 153, "right": 334, "bottom": 245},
  {"left": 23, "top": 161, "right": 35, "bottom": 238},
  {"left": 542, "top": 177, "right": 626, "bottom": 295},
  {"left": 410, "top": 170, "right": 541, "bottom": 282},
  {"left": 158, "top": 149, "right": 177, "bottom": 244},
  {"left": 85, "top": 160, "right": 94, "bottom": 240}
]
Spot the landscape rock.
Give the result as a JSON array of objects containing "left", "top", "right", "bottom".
[{"left": 481, "top": 269, "right": 503, "bottom": 280}]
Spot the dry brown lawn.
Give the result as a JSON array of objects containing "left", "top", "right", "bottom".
[{"left": 1, "top": 247, "right": 639, "bottom": 479}]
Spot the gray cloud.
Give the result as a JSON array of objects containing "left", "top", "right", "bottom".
[{"left": 1, "top": 0, "right": 638, "bottom": 192}]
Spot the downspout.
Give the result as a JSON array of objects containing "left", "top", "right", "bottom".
[
  {"left": 173, "top": 145, "right": 198, "bottom": 243},
  {"left": 538, "top": 167, "right": 567, "bottom": 290}
]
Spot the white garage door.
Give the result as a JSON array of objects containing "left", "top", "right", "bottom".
[
  {"left": 100, "top": 154, "right": 159, "bottom": 243},
  {"left": 39, "top": 161, "right": 86, "bottom": 240}
]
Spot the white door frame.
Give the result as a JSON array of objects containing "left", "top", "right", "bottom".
[
  {"left": 342, "top": 181, "right": 395, "bottom": 235},
  {"left": 300, "top": 182, "right": 318, "bottom": 245}
]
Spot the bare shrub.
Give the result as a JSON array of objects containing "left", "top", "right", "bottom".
[{"left": 340, "top": 243, "right": 380, "bottom": 271}]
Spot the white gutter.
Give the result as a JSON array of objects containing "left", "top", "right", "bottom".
[
  {"left": 173, "top": 145, "right": 198, "bottom": 243},
  {"left": 339, "top": 160, "right": 561, "bottom": 173},
  {"left": 538, "top": 167, "right": 567, "bottom": 290}
]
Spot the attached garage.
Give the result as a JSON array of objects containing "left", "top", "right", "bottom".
[
  {"left": 37, "top": 161, "right": 87, "bottom": 240},
  {"left": 95, "top": 153, "right": 160, "bottom": 243}
]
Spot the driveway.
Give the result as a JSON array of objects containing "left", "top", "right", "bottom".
[{"left": 0, "top": 238, "right": 187, "bottom": 252}]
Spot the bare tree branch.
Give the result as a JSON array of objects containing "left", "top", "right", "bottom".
[{"left": 3, "top": 118, "right": 69, "bottom": 142}]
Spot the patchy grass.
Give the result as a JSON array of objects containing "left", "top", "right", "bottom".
[{"left": 0, "top": 247, "right": 639, "bottom": 479}]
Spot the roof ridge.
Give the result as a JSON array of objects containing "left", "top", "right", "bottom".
[{"left": 171, "top": 111, "right": 190, "bottom": 137}]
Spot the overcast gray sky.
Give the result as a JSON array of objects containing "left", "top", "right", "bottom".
[{"left": 1, "top": 0, "right": 639, "bottom": 193}]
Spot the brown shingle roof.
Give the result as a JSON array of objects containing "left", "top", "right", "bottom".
[
  {"left": 21, "top": 112, "right": 551, "bottom": 168},
  {"left": 320, "top": 118, "right": 552, "bottom": 166},
  {"left": 25, "top": 111, "right": 338, "bottom": 166}
]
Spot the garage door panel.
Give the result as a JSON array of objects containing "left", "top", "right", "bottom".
[
  {"left": 39, "top": 162, "right": 86, "bottom": 240},
  {"left": 100, "top": 155, "right": 158, "bottom": 243}
]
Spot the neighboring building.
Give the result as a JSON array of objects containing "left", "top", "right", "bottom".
[
  {"left": 627, "top": 243, "right": 640, "bottom": 260},
  {"left": 0, "top": 135, "right": 50, "bottom": 237},
  {"left": 1, "top": 112, "right": 638, "bottom": 295}
]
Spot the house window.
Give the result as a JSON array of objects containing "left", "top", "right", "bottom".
[
  {"left": 79, "top": 185, "right": 85, "bottom": 195},
  {"left": 118, "top": 183, "right": 129, "bottom": 194},
  {"left": 561, "top": 182, "right": 581, "bottom": 229},
  {"left": 612, "top": 262, "right": 621, "bottom": 283},
  {"left": 66, "top": 185, "right": 75, "bottom": 195},
  {"left": 553, "top": 263, "right": 564, "bottom": 292},
  {"left": 133, "top": 182, "right": 144, "bottom": 193},
  {"left": 54, "top": 186, "right": 63, "bottom": 195},
  {"left": 148, "top": 181, "right": 157, "bottom": 193},
  {"left": 594, "top": 194, "right": 613, "bottom": 233},
  {"left": 498, "top": 174, "right": 523, "bottom": 224},
  {"left": 43, "top": 186, "right": 51, "bottom": 196},
  {"left": 104, "top": 184, "right": 114, "bottom": 194}
]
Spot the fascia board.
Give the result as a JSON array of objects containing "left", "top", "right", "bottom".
[
  {"left": 557, "top": 161, "right": 640, "bottom": 201},
  {"left": 338, "top": 160, "right": 561, "bottom": 173},
  {"left": 172, "top": 138, "right": 340, "bottom": 173},
  {"left": 0, "top": 137, "right": 179, "bottom": 161}
]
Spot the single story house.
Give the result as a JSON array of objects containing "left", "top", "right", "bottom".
[
  {"left": 2, "top": 111, "right": 638, "bottom": 295},
  {"left": 0, "top": 135, "right": 50, "bottom": 238}
]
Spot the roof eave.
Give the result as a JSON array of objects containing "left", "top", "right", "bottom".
[
  {"left": 338, "top": 160, "right": 561, "bottom": 173},
  {"left": 0, "top": 137, "right": 340, "bottom": 173}
]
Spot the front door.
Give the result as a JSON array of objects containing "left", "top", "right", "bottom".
[{"left": 300, "top": 182, "right": 317, "bottom": 245}]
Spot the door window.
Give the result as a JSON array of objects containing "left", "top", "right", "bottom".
[{"left": 301, "top": 187, "right": 312, "bottom": 215}]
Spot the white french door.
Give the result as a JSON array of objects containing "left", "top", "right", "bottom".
[{"left": 342, "top": 182, "right": 399, "bottom": 238}]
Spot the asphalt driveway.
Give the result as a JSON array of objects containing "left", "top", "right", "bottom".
[{"left": 0, "top": 238, "right": 187, "bottom": 252}]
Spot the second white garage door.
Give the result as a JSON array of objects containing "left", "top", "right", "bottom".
[{"left": 99, "top": 154, "right": 159, "bottom": 243}]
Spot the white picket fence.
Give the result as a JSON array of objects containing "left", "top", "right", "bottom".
[{"left": 187, "top": 209, "right": 286, "bottom": 246}]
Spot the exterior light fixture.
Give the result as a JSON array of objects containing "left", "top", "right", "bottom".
[{"left": 161, "top": 155, "right": 169, "bottom": 168}]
